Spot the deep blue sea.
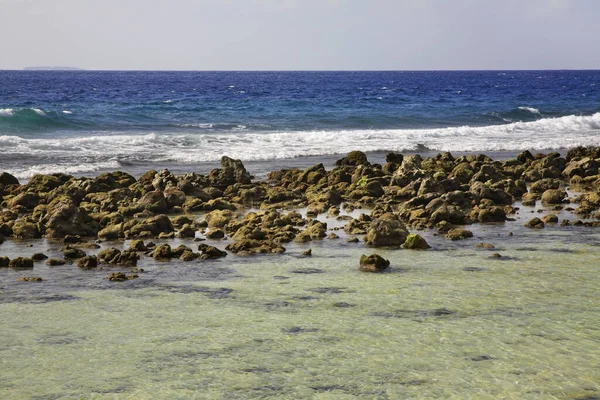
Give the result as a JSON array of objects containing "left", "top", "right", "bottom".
[{"left": 1, "top": 70, "right": 599, "bottom": 179}]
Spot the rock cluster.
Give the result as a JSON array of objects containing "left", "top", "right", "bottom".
[{"left": 2, "top": 147, "right": 600, "bottom": 274}]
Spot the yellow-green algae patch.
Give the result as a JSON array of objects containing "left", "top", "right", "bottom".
[{"left": 1, "top": 241, "right": 599, "bottom": 399}]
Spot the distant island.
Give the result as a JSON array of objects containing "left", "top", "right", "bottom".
[{"left": 23, "top": 66, "right": 85, "bottom": 71}]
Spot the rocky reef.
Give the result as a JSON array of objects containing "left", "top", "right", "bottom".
[{"left": 2, "top": 147, "right": 600, "bottom": 272}]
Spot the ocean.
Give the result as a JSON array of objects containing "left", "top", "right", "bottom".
[{"left": 1, "top": 70, "right": 599, "bottom": 179}]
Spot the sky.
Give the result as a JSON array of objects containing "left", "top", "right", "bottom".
[{"left": 0, "top": 0, "right": 598, "bottom": 70}]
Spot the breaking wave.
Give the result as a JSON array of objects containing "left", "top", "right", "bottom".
[{"left": 1, "top": 112, "right": 599, "bottom": 179}]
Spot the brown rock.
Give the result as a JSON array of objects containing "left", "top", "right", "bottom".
[{"left": 359, "top": 254, "right": 390, "bottom": 272}]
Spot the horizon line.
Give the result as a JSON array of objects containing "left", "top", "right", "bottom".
[{"left": 2, "top": 68, "right": 600, "bottom": 73}]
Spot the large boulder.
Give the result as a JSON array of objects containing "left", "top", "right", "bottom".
[
  {"left": 41, "top": 198, "right": 100, "bottom": 238},
  {"left": 364, "top": 213, "right": 408, "bottom": 247}
]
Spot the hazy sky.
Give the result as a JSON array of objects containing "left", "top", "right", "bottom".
[{"left": 1, "top": 0, "right": 598, "bottom": 70}]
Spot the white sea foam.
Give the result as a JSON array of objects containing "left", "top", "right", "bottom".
[
  {"left": 62, "top": 110, "right": 73, "bottom": 114},
  {"left": 1, "top": 113, "right": 599, "bottom": 179},
  {"left": 0, "top": 108, "right": 14, "bottom": 116},
  {"left": 32, "top": 108, "right": 45, "bottom": 115},
  {"left": 518, "top": 106, "right": 541, "bottom": 114},
  {"left": 7, "top": 160, "right": 122, "bottom": 180}
]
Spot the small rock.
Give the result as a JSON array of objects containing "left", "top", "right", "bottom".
[
  {"left": 206, "top": 229, "right": 225, "bottom": 239},
  {"left": 445, "top": 228, "right": 473, "bottom": 241},
  {"left": 129, "top": 239, "right": 147, "bottom": 251},
  {"left": 63, "top": 247, "right": 86, "bottom": 259},
  {"left": 359, "top": 254, "right": 390, "bottom": 272},
  {"left": 63, "top": 235, "right": 82, "bottom": 244},
  {"left": 46, "top": 258, "right": 66, "bottom": 266},
  {"left": 77, "top": 256, "right": 98, "bottom": 269},
  {"left": 17, "top": 276, "right": 42, "bottom": 282},
  {"left": 0, "top": 256, "right": 10, "bottom": 267},
  {"left": 106, "top": 272, "right": 139, "bottom": 282},
  {"left": 8, "top": 257, "right": 34, "bottom": 270},
  {"left": 31, "top": 253, "right": 49, "bottom": 261},
  {"left": 302, "top": 248, "right": 312, "bottom": 257},
  {"left": 197, "top": 244, "right": 227, "bottom": 259},
  {"left": 403, "top": 233, "right": 431, "bottom": 250},
  {"left": 524, "top": 217, "right": 545, "bottom": 229},
  {"left": 153, "top": 244, "right": 173, "bottom": 260},
  {"left": 542, "top": 214, "right": 558, "bottom": 224},
  {"left": 476, "top": 242, "right": 495, "bottom": 249}
]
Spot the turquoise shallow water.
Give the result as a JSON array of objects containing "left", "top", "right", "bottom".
[{"left": 1, "top": 208, "right": 599, "bottom": 399}]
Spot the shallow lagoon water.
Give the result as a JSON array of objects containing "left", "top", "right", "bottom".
[{"left": 1, "top": 212, "right": 600, "bottom": 399}]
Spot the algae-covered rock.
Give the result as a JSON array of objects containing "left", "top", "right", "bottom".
[
  {"left": 542, "top": 214, "right": 559, "bottom": 223},
  {"left": 364, "top": 213, "right": 408, "bottom": 247},
  {"left": 77, "top": 256, "right": 98, "bottom": 269},
  {"left": 153, "top": 244, "right": 173, "bottom": 260},
  {"left": 31, "top": 253, "right": 48, "bottom": 261},
  {"left": 12, "top": 219, "right": 42, "bottom": 239},
  {"left": 335, "top": 151, "right": 368, "bottom": 167},
  {"left": 6, "top": 192, "right": 41, "bottom": 211},
  {"left": 177, "top": 224, "right": 196, "bottom": 238},
  {"left": 0, "top": 172, "right": 19, "bottom": 186},
  {"left": 17, "top": 276, "right": 42, "bottom": 282},
  {"left": 225, "top": 239, "right": 285, "bottom": 255},
  {"left": 525, "top": 217, "right": 545, "bottom": 229},
  {"left": 359, "top": 254, "right": 390, "bottom": 272},
  {"left": 137, "top": 190, "right": 168, "bottom": 213},
  {"left": 541, "top": 189, "right": 567, "bottom": 204},
  {"left": 403, "top": 233, "right": 431, "bottom": 250},
  {"left": 445, "top": 228, "right": 473, "bottom": 241},
  {"left": 9, "top": 257, "right": 34, "bottom": 270},
  {"left": 106, "top": 272, "right": 139, "bottom": 282},
  {"left": 46, "top": 258, "right": 66, "bottom": 266},
  {"left": 98, "top": 223, "right": 125, "bottom": 240},
  {"left": 42, "top": 198, "right": 100, "bottom": 238},
  {"left": 0, "top": 256, "right": 10, "bottom": 267},
  {"left": 198, "top": 244, "right": 227, "bottom": 259},
  {"left": 63, "top": 247, "right": 86, "bottom": 259}
]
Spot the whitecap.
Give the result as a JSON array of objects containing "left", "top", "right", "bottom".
[
  {"left": 518, "top": 106, "right": 541, "bottom": 114},
  {"left": 0, "top": 108, "right": 14, "bottom": 116},
  {"left": 62, "top": 110, "right": 73, "bottom": 114}
]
